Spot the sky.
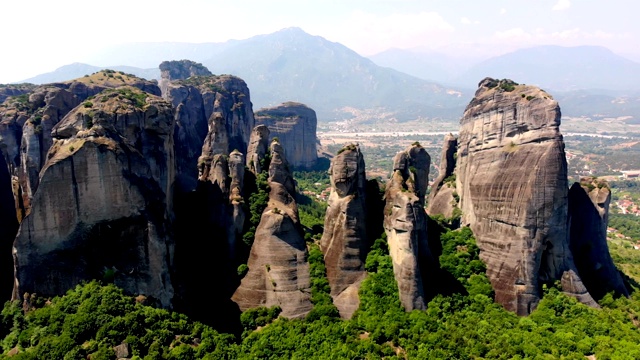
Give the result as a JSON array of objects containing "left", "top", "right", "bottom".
[{"left": 1, "top": 0, "right": 638, "bottom": 83}]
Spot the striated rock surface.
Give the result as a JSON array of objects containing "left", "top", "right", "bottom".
[
  {"left": 159, "top": 60, "right": 212, "bottom": 82},
  {"left": 163, "top": 73, "right": 255, "bottom": 192},
  {"left": 246, "top": 124, "right": 270, "bottom": 174},
  {"left": 427, "top": 134, "right": 459, "bottom": 219},
  {"left": 232, "top": 140, "right": 312, "bottom": 318},
  {"left": 0, "top": 72, "right": 160, "bottom": 219},
  {"left": 456, "top": 78, "right": 596, "bottom": 315},
  {"left": 255, "top": 102, "right": 317, "bottom": 169},
  {"left": 569, "top": 178, "right": 628, "bottom": 300},
  {"left": 384, "top": 143, "right": 435, "bottom": 311},
  {"left": 320, "top": 144, "right": 368, "bottom": 318},
  {"left": 12, "top": 86, "right": 175, "bottom": 307}
]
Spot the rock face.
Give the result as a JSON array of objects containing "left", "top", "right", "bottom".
[
  {"left": 159, "top": 60, "right": 212, "bottom": 81},
  {"left": 12, "top": 86, "right": 175, "bottom": 307},
  {"left": 427, "top": 134, "right": 459, "bottom": 220},
  {"left": 456, "top": 78, "right": 596, "bottom": 315},
  {"left": 246, "top": 125, "right": 270, "bottom": 174},
  {"left": 255, "top": 102, "right": 317, "bottom": 169},
  {"left": 384, "top": 144, "right": 435, "bottom": 311},
  {"left": 232, "top": 140, "right": 312, "bottom": 318},
  {"left": 162, "top": 73, "right": 255, "bottom": 192},
  {"left": 0, "top": 72, "right": 161, "bottom": 220},
  {"left": 568, "top": 178, "right": 628, "bottom": 300},
  {"left": 320, "top": 144, "right": 368, "bottom": 318},
  {"left": 0, "top": 154, "right": 18, "bottom": 301}
]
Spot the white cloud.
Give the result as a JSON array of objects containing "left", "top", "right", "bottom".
[
  {"left": 461, "top": 17, "right": 480, "bottom": 25},
  {"left": 552, "top": 0, "right": 571, "bottom": 11},
  {"left": 500, "top": 8, "right": 507, "bottom": 15}
]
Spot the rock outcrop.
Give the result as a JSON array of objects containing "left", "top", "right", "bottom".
[
  {"left": 162, "top": 73, "right": 255, "bottom": 192},
  {"left": 426, "top": 134, "right": 459, "bottom": 220},
  {"left": 320, "top": 144, "right": 368, "bottom": 318},
  {"left": 384, "top": 143, "right": 435, "bottom": 311},
  {"left": 0, "top": 154, "right": 18, "bottom": 301},
  {"left": 569, "top": 178, "right": 628, "bottom": 300},
  {"left": 456, "top": 78, "right": 597, "bottom": 315},
  {"left": 232, "top": 140, "right": 312, "bottom": 318},
  {"left": 246, "top": 125, "right": 270, "bottom": 174},
  {"left": 12, "top": 86, "right": 175, "bottom": 307},
  {"left": 0, "top": 72, "right": 160, "bottom": 220},
  {"left": 0, "top": 84, "right": 35, "bottom": 104},
  {"left": 159, "top": 60, "right": 212, "bottom": 82},
  {"left": 255, "top": 102, "right": 317, "bottom": 169}
]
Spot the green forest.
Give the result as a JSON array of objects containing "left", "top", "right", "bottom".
[{"left": 3, "top": 173, "right": 640, "bottom": 359}]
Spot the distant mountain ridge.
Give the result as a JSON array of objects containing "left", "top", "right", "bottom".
[
  {"left": 16, "top": 28, "right": 468, "bottom": 121},
  {"left": 457, "top": 45, "right": 640, "bottom": 91},
  {"left": 22, "top": 63, "right": 160, "bottom": 84}
]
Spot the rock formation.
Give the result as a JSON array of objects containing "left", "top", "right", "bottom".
[
  {"left": 232, "top": 140, "right": 312, "bottom": 318},
  {"left": 255, "top": 102, "right": 318, "bottom": 169},
  {"left": 0, "top": 84, "right": 35, "bottom": 104},
  {"left": 426, "top": 134, "right": 459, "bottom": 220},
  {"left": 384, "top": 143, "right": 435, "bottom": 311},
  {"left": 569, "top": 178, "right": 628, "bottom": 300},
  {"left": 12, "top": 86, "right": 175, "bottom": 307},
  {"left": 162, "top": 72, "right": 255, "bottom": 192},
  {"left": 246, "top": 124, "right": 270, "bottom": 174},
  {"left": 0, "top": 154, "right": 17, "bottom": 301},
  {"left": 320, "top": 144, "right": 368, "bottom": 318},
  {"left": 0, "top": 72, "right": 160, "bottom": 219},
  {"left": 159, "top": 60, "right": 212, "bottom": 82},
  {"left": 456, "top": 78, "right": 596, "bottom": 315}
]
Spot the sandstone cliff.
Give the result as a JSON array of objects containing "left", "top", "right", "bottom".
[
  {"left": 568, "top": 178, "right": 628, "bottom": 300},
  {"left": 232, "top": 140, "right": 312, "bottom": 318},
  {"left": 159, "top": 60, "right": 212, "bottom": 82},
  {"left": 162, "top": 73, "right": 255, "bottom": 192},
  {"left": 0, "top": 71, "right": 160, "bottom": 220},
  {"left": 384, "top": 143, "right": 435, "bottom": 311},
  {"left": 246, "top": 125, "right": 270, "bottom": 174},
  {"left": 12, "top": 86, "right": 175, "bottom": 307},
  {"left": 426, "top": 134, "right": 459, "bottom": 220},
  {"left": 255, "top": 102, "right": 317, "bottom": 169},
  {"left": 456, "top": 78, "right": 596, "bottom": 315},
  {"left": 0, "top": 154, "right": 17, "bottom": 301},
  {"left": 320, "top": 144, "right": 368, "bottom": 318}
]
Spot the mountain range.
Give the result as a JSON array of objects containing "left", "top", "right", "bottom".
[{"left": 14, "top": 27, "right": 640, "bottom": 122}]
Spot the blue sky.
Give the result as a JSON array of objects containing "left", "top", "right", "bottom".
[{"left": 1, "top": 0, "right": 637, "bottom": 83}]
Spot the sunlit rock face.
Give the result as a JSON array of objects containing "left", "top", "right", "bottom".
[
  {"left": 232, "top": 140, "right": 312, "bottom": 319},
  {"left": 320, "top": 144, "right": 368, "bottom": 318},
  {"left": 456, "top": 78, "right": 597, "bottom": 315},
  {"left": 384, "top": 143, "right": 435, "bottom": 311},
  {"left": 12, "top": 87, "right": 176, "bottom": 307},
  {"left": 255, "top": 102, "right": 318, "bottom": 169}
]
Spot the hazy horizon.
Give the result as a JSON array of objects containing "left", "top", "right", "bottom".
[{"left": 2, "top": 0, "right": 639, "bottom": 83}]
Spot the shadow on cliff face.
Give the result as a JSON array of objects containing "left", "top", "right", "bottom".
[
  {"left": 425, "top": 216, "right": 468, "bottom": 298},
  {"left": 171, "top": 184, "right": 242, "bottom": 335},
  {"left": 0, "top": 155, "right": 18, "bottom": 302}
]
